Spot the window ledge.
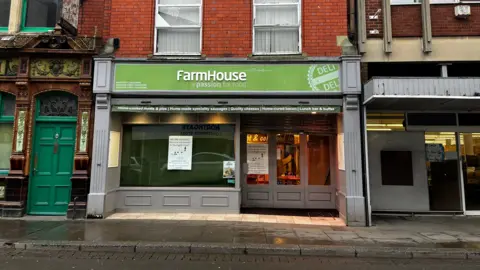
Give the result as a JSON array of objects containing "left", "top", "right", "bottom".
[
  {"left": 248, "top": 53, "right": 307, "bottom": 61},
  {"left": 149, "top": 54, "right": 206, "bottom": 61}
]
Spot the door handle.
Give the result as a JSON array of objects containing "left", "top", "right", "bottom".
[{"left": 33, "top": 153, "right": 38, "bottom": 175}]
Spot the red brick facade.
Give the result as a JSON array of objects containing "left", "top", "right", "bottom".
[
  {"left": 365, "top": 2, "right": 480, "bottom": 38},
  {"left": 103, "top": 0, "right": 347, "bottom": 58}
]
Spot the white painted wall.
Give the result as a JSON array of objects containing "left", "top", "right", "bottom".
[{"left": 368, "top": 131, "right": 430, "bottom": 211}]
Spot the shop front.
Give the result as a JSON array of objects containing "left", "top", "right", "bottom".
[
  {"left": 364, "top": 78, "right": 480, "bottom": 217},
  {"left": 90, "top": 58, "right": 366, "bottom": 226}
]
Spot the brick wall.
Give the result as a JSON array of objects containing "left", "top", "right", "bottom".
[
  {"left": 77, "top": 0, "right": 107, "bottom": 37},
  {"left": 391, "top": 5, "right": 421, "bottom": 37},
  {"left": 366, "top": 0, "right": 383, "bottom": 38},
  {"left": 431, "top": 5, "right": 480, "bottom": 36},
  {"left": 365, "top": 1, "right": 480, "bottom": 38},
  {"left": 105, "top": 0, "right": 347, "bottom": 58}
]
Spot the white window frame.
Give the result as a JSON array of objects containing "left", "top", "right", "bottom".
[
  {"left": 154, "top": 0, "right": 203, "bottom": 56},
  {"left": 252, "top": 0, "right": 302, "bottom": 55}
]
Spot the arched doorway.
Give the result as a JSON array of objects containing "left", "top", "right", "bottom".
[{"left": 28, "top": 91, "right": 78, "bottom": 215}]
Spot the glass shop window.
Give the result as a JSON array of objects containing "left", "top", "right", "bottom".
[{"left": 120, "top": 124, "right": 235, "bottom": 187}]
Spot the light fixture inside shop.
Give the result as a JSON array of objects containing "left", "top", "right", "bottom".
[
  {"left": 366, "top": 124, "right": 404, "bottom": 127},
  {"left": 367, "top": 128, "right": 392, "bottom": 131}
]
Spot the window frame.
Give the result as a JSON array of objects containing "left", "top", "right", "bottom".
[
  {"left": 154, "top": 0, "right": 203, "bottom": 56},
  {"left": 252, "top": 0, "right": 302, "bottom": 55},
  {"left": 20, "top": 0, "right": 60, "bottom": 33},
  {"left": 0, "top": 93, "right": 15, "bottom": 175}
]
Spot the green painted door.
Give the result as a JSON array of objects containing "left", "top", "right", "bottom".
[{"left": 29, "top": 122, "right": 76, "bottom": 215}]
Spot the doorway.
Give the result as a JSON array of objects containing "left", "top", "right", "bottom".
[
  {"left": 459, "top": 133, "right": 480, "bottom": 213},
  {"left": 28, "top": 92, "right": 78, "bottom": 215},
  {"left": 241, "top": 132, "right": 335, "bottom": 209}
]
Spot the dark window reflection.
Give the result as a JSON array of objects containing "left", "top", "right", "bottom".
[
  {"left": 25, "top": 0, "right": 59, "bottom": 28},
  {"left": 0, "top": 0, "right": 11, "bottom": 27}
]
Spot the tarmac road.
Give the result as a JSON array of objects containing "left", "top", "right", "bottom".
[{"left": 0, "top": 249, "right": 479, "bottom": 270}]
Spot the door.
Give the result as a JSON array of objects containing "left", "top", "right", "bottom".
[
  {"left": 304, "top": 135, "right": 336, "bottom": 209},
  {"left": 29, "top": 122, "right": 76, "bottom": 215},
  {"left": 460, "top": 133, "right": 480, "bottom": 214},
  {"left": 241, "top": 132, "right": 274, "bottom": 208},
  {"left": 241, "top": 132, "right": 335, "bottom": 209}
]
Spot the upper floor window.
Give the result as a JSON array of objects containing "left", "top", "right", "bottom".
[
  {"left": 23, "top": 0, "right": 60, "bottom": 30},
  {"left": 253, "top": 0, "right": 301, "bottom": 55},
  {"left": 155, "top": 0, "right": 202, "bottom": 55},
  {"left": 0, "top": 0, "right": 11, "bottom": 30}
]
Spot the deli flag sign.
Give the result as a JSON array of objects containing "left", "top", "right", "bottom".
[{"left": 114, "top": 63, "right": 340, "bottom": 92}]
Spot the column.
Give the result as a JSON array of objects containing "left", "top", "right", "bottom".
[
  {"left": 343, "top": 95, "right": 366, "bottom": 226},
  {"left": 86, "top": 94, "right": 111, "bottom": 217},
  {"left": 341, "top": 55, "right": 365, "bottom": 226}
]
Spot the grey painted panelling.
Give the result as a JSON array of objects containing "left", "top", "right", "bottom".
[
  {"left": 277, "top": 192, "right": 302, "bottom": 201},
  {"left": 93, "top": 59, "right": 112, "bottom": 93},
  {"left": 115, "top": 190, "right": 240, "bottom": 213},
  {"left": 308, "top": 192, "right": 331, "bottom": 201},
  {"left": 201, "top": 195, "right": 229, "bottom": 207},
  {"left": 125, "top": 195, "right": 152, "bottom": 206},
  {"left": 247, "top": 192, "right": 270, "bottom": 201},
  {"left": 365, "top": 78, "right": 480, "bottom": 100},
  {"left": 163, "top": 195, "right": 191, "bottom": 206}
]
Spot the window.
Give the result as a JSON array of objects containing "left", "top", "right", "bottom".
[
  {"left": 155, "top": 0, "right": 202, "bottom": 55},
  {"left": 0, "top": 93, "right": 15, "bottom": 173},
  {"left": 367, "top": 113, "right": 405, "bottom": 131},
  {"left": 0, "top": 0, "right": 10, "bottom": 30},
  {"left": 253, "top": 0, "right": 301, "bottom": 55},
  {"left": 120, "top": 124, "right": 235, "bottom": 187},
  {"left": 22, "top": 0, "right": 60, "bottom": 31}
]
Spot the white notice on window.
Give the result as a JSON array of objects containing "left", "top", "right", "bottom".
[
  {"left": 247, "top": 144, "right": 268, "bottom": 174},
  {"left": 167, "top": 136, "right": 193, "bottom": 170}
]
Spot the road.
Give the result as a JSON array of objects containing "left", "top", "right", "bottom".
[{"left": 0, "top": 249, "right": 479, "bottom": 270}]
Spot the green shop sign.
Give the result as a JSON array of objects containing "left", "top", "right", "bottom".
[
  {"left": 114, "top": 63, "right": 340, "bottom": 92},
  {"left": 111, "top": 105, "right": 341, "bottom": 114}
]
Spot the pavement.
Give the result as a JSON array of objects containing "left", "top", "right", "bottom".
[
  {"left": 2, "top": 249, "right": 480, "bottom": 270},
  {"left": 1, "top": 214, "right": 480, "bottom": 260}
]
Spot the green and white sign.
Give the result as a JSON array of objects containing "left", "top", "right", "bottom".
[
  {"left": 112, "top": 105, "right": 341, "bottom": 113},
  {"left": 114, "top": 64, "right": 341, "bottom": 92}
]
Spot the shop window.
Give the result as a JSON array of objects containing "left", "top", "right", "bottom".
[
  {"left": 380, "top": 150, "right": 414, "bottom": 186},
  {"left": 0, "top": 93, "right": 15, "bottom": 174},
  {"left": 459, "top": 133, "right": 480, "bottom": 211},
  {"left": 246, "top": 133, "right": 269, "bottom": 185},
  {"left": 0, "top": 0, "right": 10, "bottom": 30},
  {"left": 155, "top": 0, "right": 202, "bottom": 55},
  {"left": 22, "top": 0, "right": 60, "bottom": 31},
  {"left": 367, "top": 113, "right": 405, "bottom": 131},
  {"left": 120, "top": 124, "right": 235, "bottom": 187},
  {"left": 253, "top": 0, "right": 301, "bottom": 55}
]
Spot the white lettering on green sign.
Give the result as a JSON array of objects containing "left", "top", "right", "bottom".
[{"left": 177, "top": 70, "right": 247, "bottom": 82}]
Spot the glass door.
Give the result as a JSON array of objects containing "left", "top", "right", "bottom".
[
  {"left": 305, "top": 135, "right": 336, "bottom": 209},
  {"left": 424, "top": 132, "right": 462, "bottom": 211},
  {"left": 274, "top": 133, "right": 305, "bottom": 208},
  {"left": 241, "top": 132, "right": 274, "bottom": 208},
  {"left": 460, "top": 133, "right": 480, "bottom": 212}
]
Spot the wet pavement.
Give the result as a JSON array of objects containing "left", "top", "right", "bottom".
[
  {"left": 0, "top": 215, "right": 480, "bottom": 249},
  {"left": 2, "top": 249, "right": 480, "bottom": 270}
]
